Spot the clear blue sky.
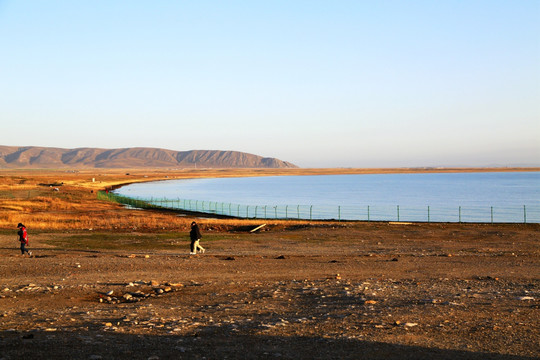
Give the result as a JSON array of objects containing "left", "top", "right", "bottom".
[{"left": 1, "top": 1, "right": 539, "bottom": 168}]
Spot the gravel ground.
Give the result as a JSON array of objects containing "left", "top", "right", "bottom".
[{"left": 0, "top": 222, "right": 539, "bottom": 359}]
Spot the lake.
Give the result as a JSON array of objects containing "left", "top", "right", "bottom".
[{"left": 113, "top": 171, "right": 540, "bottom": 223}]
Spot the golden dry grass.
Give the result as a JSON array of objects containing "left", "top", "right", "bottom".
[{"left": 0, "top": 169, "right": 317, "bottom": 230}]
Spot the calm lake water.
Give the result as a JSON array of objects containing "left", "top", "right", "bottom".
[{"left": 114, "top": 172, "right": 540, "bottom": 223}]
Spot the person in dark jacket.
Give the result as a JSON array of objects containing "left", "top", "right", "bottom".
[
  {"left": 17, "top": 223, "right": 32, "bottom": 257},
  {"left": 189, "top": 221, "right": 205, "bottom": 255}
]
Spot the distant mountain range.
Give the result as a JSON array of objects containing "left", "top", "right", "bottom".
[{"left": 0, "top": 146, "right": 298, "bottom": 169}]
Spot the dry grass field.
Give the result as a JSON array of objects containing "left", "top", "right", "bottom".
[{"left": 0, "top": 168, "right": 538, "bottom": 359}]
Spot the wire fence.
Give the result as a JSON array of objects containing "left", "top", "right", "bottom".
[{"left": 98, "top": 191, "right": 540, "bottom": 223}]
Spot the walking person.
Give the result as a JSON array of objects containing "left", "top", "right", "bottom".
[
  {"left": 17, "top": 223, "right": 32, "bottom": 257},
  {"left": 189, "top": 221, "right": 205, "bottom": 255}
]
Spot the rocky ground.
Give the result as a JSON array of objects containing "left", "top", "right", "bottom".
[{"left": 0, "top": 222, "right": 539, "bottom": 359}]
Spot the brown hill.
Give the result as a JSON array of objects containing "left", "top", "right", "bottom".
[{"left": 0, "top": 146, "right": 298, "bottom": 169}]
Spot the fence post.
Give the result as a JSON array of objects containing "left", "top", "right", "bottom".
[
  {"left": 274, "top": 206, "right": 278, "bottom": 219},
  {"left": 428, "top": 206, "right": 430, "bottom": 223},
  {"left": 459, "top": 206, "right": 461, "bottom": 223},
  {"left": 310, "top": 205, "right": 312, "bottom": 221},
  {"left": 247, "top": 206, "right": 249, "bottom": 218},
  {"left": 285, "top": 205, "right": 288, "bottom": 219},
  {"left": 397, "top": 205, "right": 400, "bottom": 222},
  {"left": 338, "top": 206, "right": 341, "bottom": 222},
  {"left": 264, "top": 205, "right": 267, "bottom": 219},
  {"left": 255, "top": 206, "right": 258, "bottom": 218},
  {"left": 523, "top": 205, "right": 526, "bottom": 223},
  {"left": 367, "top": 205, "right": 370, "bottom": 222},
  {"left": 491, "top": 206, "right": 493, "bottom": 224},
  {"left": 237, "top": 205, "right": 240, "bottom": 217},
  {"left": 297, "top": 205, "right": 300, "bottom": 219}
]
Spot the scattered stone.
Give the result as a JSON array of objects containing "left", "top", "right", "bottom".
[
  {"left": 516, "top": 296, "right": 534, "bottom": 301},
  {"left": 364, "top": 300, "right": 377, "bottom": 305},
  {"left": 404, "top": 322, "right": 418, "bottom": 327},
  {"left": 132, "top": 291, "right": 146, "bottom": 298},
  {"left": 150, "top": 280, "right": 160, "bottom": 287},
  {"left": 106, "top": 290, "right": 114, "bottom": 296}
]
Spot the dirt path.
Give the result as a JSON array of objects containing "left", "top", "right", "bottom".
[{"left": 1, "top": 223, "right": 539, "bottom": 359}]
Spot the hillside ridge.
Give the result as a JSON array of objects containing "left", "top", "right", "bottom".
[{"left": 0, "top": 146, "right": 298, "bottom": 169}]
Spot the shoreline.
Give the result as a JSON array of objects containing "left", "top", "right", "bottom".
[
  {"left": 107, "top": 168, "right": 538, "bottom": 224},
  {"left": 2, "top": 165, "right": 536, "bottom": 195},
  {"left": 2, "top": 167, "right": 538, "bottom": 230},
  {"left": 1, "top": 166, "right": 539, "bottom": 174}
]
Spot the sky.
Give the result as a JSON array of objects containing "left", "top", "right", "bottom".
[{"left": 0, "top": 1, "right": 539, "bottom": 168}]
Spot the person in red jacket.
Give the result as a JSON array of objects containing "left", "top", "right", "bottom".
[{"left": 17, "top": 223, "right": 32, "bottom": 257}]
